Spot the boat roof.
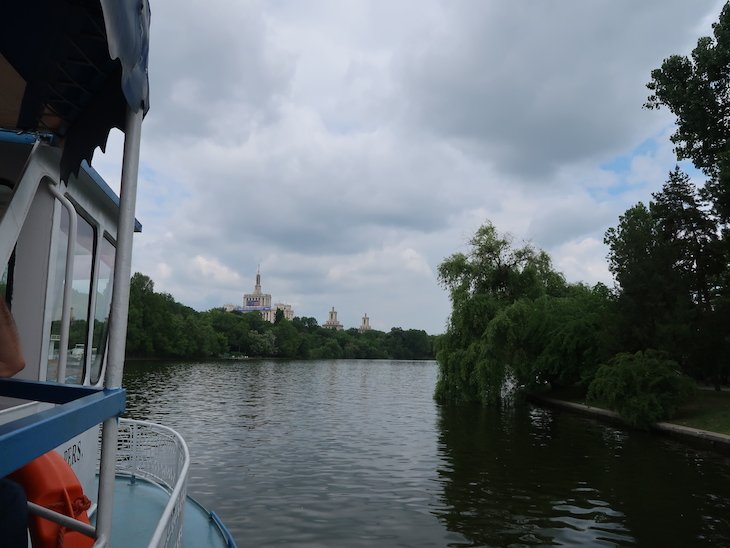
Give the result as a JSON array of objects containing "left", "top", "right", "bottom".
[
  {"left": 0, "top": 128, "right": 143, "bottom": 232},
  {"left": 0, "top": 0, "right": 151, "bottom": 182}
]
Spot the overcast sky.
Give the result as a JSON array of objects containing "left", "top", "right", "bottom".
[{"left": 93, "top": 0, "right": 725, "bottom": 335}]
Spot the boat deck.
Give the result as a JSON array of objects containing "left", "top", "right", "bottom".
[{"left": 102, "top": 476, "right": 233, "bottom": 547}]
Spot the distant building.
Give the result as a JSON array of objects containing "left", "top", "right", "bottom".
[
  {"left": 227, "top": 268, "right": 294, "bottom": 323},
  {"left": 273, "top": 302, "right": 294, "bottom": 322},
  {"left": 358, "top": 313, "right": 371, "bottom": 332},
  {"left": 242, "top": 267, "right": 272, "bottom": 315},
  {"left": 323, "top": 307, "right": 343, "bottom": 330}
]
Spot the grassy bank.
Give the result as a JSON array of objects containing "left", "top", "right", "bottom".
[
  {"left": 670, "top": 390, "right": 730, "bottom": 435},
  {"left": 541, "top": 386, "right": 730, "bottom": 436}
]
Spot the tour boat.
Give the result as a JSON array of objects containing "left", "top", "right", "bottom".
[{"left": 0, "top": 2, "right": 236, "bottom": 546}]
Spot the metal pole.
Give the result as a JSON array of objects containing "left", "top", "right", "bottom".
[
  {"left": 95, "top": 106, "right": 143, "bottom": 542},
  {"left": 105, "top": 107, "right": 142, "bottom": 388},
  {"left": 27, "top": 501, "right": 97, "bottom": 538}
]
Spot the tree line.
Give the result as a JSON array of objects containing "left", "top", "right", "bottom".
[
  {"left": 435, "top": 4, "right": 730, "bottom": 428},
  {"left": 126, "top": 272, "right": 434, "bottom": 361}
]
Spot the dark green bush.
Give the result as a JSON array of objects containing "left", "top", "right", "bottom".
[{"left": 587, "top": 350, "right": 695, "bottom": 429}]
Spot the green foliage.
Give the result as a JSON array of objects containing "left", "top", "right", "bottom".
[
  {"left": 126, "top": 272, "right": 436, "bottom": 361},
  {"left": 274, "top": 308, "right": 285, "bottom": 324},
  {"left": 435, "top": 222, "right": 617, "bottom": 405},
  {"left": 646, "top": 2, "right": 730, "bottom": 220},
  {"left": 604, "top": 168, "right": 726, "bottom": 382},
  {"left": 643, "top": 3, "right": 730, "bottom": 388},
  {"left": 273, "top": 320, "right": 298, "bottom": 357},
  {"left": 587, "top": 350, "right": 696, "bottom": 429},
  {"left": 435, "top": 6, "right": 730, "bottom": 411}
]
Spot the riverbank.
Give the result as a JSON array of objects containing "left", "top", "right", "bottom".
[{"left": 531, "top": 388, "right": 730, "bottom": 450}]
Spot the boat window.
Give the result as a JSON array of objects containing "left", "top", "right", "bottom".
[
  {"left": 47, "top": 209, "right": 96, "bottom": 384},
  {"left": 46, "top": 207, "right": 68, "bottom": 379},
  {"left": 90, "top": 236, "right": 115, "bottom": 384}
]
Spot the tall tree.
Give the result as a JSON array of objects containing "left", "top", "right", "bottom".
[
  {"left": 646, "top": 3, "right": 730, "bottom": 386},
  {"left": 436, "top": 222, "right": 567, "bottom": 404},
  {"left": 604, "top": 202, "right": 675, "bottom": 351},
  {"left": 646, "top": 1, "right": 730, "bottom": 220},
  {"left": 605, "top": 169, "right": 725, "bottom": 381},
  {"left": 651, "top": 167, "right": 722, "bottom": 310}
]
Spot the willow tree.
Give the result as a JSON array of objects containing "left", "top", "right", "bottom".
[{"left": 435, "top": 222, "right": 567, "bottom": 404}]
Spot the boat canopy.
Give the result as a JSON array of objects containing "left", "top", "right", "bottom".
[{"left": 0, "top": 0, "right": 150, "bottom": 182}]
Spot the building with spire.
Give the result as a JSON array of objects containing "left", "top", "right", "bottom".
[
  {"left": 242, "top": 267, "right": 271, "bottom": 313},
  {"left": 323, "top": 307, "right": 343, "bottom": 330},
  {"left": 224, "top": 268, "right": 294, "bottom": 323}
]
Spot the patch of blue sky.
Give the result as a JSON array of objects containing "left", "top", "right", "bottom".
[
  {"left": 138, "top": 163, "right": 156, "bottom": 182},
  {"left": 593, "top": 135, "right": 707, "bottom": 200},
  {"left": 600, "top": 137, "right": 659, "bottom": 176},
  {"left": 138, "top": 163, "right": 191, "bottom": 213}
]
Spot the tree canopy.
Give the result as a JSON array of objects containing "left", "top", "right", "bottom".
[
  {"left": 646, "top": 2, "right": 730, "bottom": 221},
  {"left": 125, "top": 272, "right": 436, "bottom": 361},
  {"left": 434, "top": 222, "right": 615, "bottom": 405},
  {"left": 436, "top": 4, "right": 730, "bottom": 427}
]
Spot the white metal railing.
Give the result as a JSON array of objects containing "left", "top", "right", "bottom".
[{"left": 111, "top": 418, "right": 190, "bottom": 547}]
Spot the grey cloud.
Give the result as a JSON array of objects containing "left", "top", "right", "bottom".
[
  {"left": 526, "top": 197, "right": 615, "bottom": 249},
  {"left": 397, "top": 1, "right": 714, "bottom": 179},
  {"left": 144, "top": 1, "right": 294, "bottom": 140},
  {"left": 120, "top": 0, "right": 726, "bottom": 335},
  {"left": 150, "top": 129, "right": 469, "bottom": 258}
]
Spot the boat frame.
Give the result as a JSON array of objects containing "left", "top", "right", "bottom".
[{"left": 0, "top": 2, "right": 235, "bottom": 546}]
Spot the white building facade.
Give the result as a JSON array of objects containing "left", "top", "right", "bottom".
[{"left": 226, "top": 269, "right": 294, "bottom": 323}]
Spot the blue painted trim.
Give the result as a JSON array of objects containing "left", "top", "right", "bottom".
[
  {"left": 0, "top": 128, "right": 40, "bottom": 145},
  {"left": 0, "top": 378, "right": 103, "bottom": 403},
  {"left": 0, "top": 379, "right": 126, "bottom": 476},
  {"left": 80, "top": 161, "right": 143, "bottom": 233},
  {"left": 209, "top": 511, "right": 238, "bottom": 548},
  {"left": 0, "top": 130, "right": 142, "bottom": 232}
]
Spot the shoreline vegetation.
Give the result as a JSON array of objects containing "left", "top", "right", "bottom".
[
  {"left": 545, "top": 384, "right": 730, "bottom": 436},
  {"left": 125, "top": 273, "right": 436, "bottom": 362},
  {"left": 434, "top": 3, "right": 730, "bottom": 441},
  {"left": 122, "top": 4, "right": 730, "bottom": 444}
]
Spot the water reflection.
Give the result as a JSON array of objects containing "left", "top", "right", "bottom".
[
  {"left": 435, "top": 402, "right": 730, "bottom": 546},
  {"left": 123, "top": 360, "right": 730, "bottom": 547}
]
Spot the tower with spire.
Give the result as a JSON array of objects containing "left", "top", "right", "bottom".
[
  {"left": 323, "top": 307, "right": 343, "bottom": 330},
  {"left": 238, "top": 267, "right": 294, "bottom": 323},
  {"left": 359, "top": 313, "right": 371, "bottom": 333},
  {"left": 242, "top": 266, "right": 272, "bottom": 314},
  {"left": 254, "top": 265, "right": 262, "bottom": 294}
]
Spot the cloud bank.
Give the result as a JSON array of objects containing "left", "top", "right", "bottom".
[{"left": 93, "top": 0, "right": 725, "bottom": 334}]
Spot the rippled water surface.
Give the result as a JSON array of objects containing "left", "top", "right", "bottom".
[{"left": 123, "top": 359, "right": 730, "bottom": 546}]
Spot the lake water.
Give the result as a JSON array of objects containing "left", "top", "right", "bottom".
[{"left": 123, "top": 359, "right": 730, "bottom": 547}]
